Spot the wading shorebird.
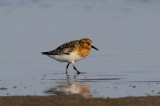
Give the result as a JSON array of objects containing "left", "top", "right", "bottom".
[{"left": 41, "top": 38, "right": 98, "bottom": 75}]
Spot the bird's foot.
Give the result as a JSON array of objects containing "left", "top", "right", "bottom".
[{"left": 77, "top": 71, "right": 81, "bottom": 75}]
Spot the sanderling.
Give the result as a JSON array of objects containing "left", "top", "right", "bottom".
[{"left": 42, "top": 38, "right": 98, "bottom": 75}]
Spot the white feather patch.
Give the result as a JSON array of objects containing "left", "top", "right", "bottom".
[{"left": 48, "top": 52, "right": 83, "bottom": 63}]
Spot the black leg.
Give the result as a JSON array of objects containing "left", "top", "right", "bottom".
[
  {"left": 66, "top": 63, "right": 70, "bottom": 75},
  {"left": 73, "top": 65, "right": 80, "bottom": 75}
]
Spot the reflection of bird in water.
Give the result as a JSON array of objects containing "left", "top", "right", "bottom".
[
  {"left": 46, "top": 75, "right": 91, "bottom": 99},
  {"left": 54, "top": 83, "right": 90, "bottom": 95},
  {"left": 42, "top": 38, "right": 98, "bottom": 75}
]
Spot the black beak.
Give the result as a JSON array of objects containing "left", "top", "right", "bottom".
[{"left": 91, "top": 45, "right": 98, "bottom": 51}]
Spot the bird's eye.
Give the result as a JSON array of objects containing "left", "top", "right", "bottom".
[{"left": 86, "top": 42, "right": 90, "bottom": 45}]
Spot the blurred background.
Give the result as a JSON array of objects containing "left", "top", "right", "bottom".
[{"left": 0, "top": 0, "right": 160, "bottom": 98}]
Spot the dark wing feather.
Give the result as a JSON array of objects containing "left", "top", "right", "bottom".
[{"left": 42, "top": 40, "right": 79, "bottom": 55}]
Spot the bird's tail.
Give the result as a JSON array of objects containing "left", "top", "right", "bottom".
[{"left": 41, "top": 52, "right": 49, "bottom": 55}]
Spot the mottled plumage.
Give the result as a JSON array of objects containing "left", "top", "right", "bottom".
[
  {"left": 42, "top": 40, "right": 79, "bottom": 55},
  {"left": 42, "top": 38, "right": 98, "bottom": 75}
]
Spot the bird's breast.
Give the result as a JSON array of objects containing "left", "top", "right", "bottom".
[{"left": 76, "top": 48, "right": 90, "bottom": 58}]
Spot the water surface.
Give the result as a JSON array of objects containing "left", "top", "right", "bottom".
[{"left": 0, "top": 0, "right": 160, "bottom": 98}]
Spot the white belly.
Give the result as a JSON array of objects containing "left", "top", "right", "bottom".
[{"left": 49, "top": 52, "right": 83, "bottom": 62}]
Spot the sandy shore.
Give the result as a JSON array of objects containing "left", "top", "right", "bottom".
[{"left": 0, "top": 95, "right": 160, "bottom": 106}]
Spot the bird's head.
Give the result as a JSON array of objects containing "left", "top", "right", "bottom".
[{"left": 79, "top": 38, "right": 98, "bottom": 51}]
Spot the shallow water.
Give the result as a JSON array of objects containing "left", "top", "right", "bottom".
[{"left": 0, "top": 0, "right": 160, "bottom": 98}]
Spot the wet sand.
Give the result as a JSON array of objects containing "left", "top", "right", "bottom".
[{"left": 0, "top": 95, "right": 160, "bottom": 106}]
